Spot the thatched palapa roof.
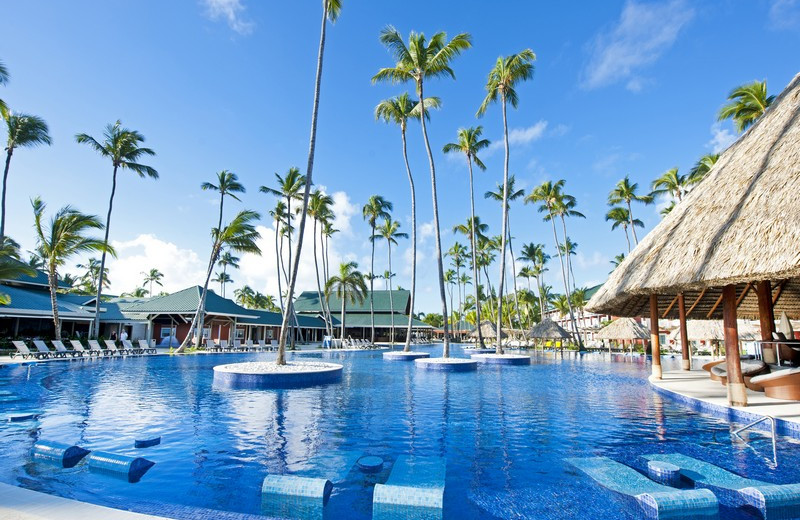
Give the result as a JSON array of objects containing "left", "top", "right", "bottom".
[
  {"left": 528, "top": 319, "right": 572, "bottom": 339},
  {"left": 469, "top": 320, "right": 507, "bottom": 339},
  {"left": 587, "top": 72, "right": 800, "bottom": 319},
  {"left": 666, "top": 320, "right": 761, "bottom": 342},
  {"left": 594, "top": 317, "right": 651, "bottom": 340}
]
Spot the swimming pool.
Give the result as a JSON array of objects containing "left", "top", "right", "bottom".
[{"left": 1, "top": 345, "right": 798, "bottom": 519}]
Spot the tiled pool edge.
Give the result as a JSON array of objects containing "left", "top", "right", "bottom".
[{"left": 649, "top": 380, "right": 800, "bottom": 439}]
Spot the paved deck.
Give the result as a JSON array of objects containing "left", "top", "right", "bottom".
[
  {"left": 652, "top": 369, "right": 800, "bottom": 428},
  {"left": 0, "top": 483, "right": 170, "bottom": 519}
]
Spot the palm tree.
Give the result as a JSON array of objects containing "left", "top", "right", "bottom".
[
  {"left": 362, "top": 195, "right": 393, "bottom": 344},
  {"left": 234, "top": 285, "right": 255, "bottom": 307},
  {"left": 375, "top": 92, "right": 439, "bottom": 353},
  {"left": 2, "top": 113, "right": 52, "bottom": 241},
  {"left": 122, "top": 287, "right": 148, "bottom": 298},
  {"left": 275, "top": 0, "right": 342, "bottom": 364},
  {"left": 0, "top": 60, "right": 8, "bottom": 118},
  {"left": 610, "top": 253, "right": 626, "bottom": 272},
  {"left": 485, "top": 175, "right": 526, "bottom": 328},
  {"left": 76, "top": 258, "right": 110, "bottom": 294},
  {"left": 651, "top": 167, "right": 688, "bottom": 203},
  {"left": 141, "top": 268, "right": 163, "bottom": 297},
  {"left": 75, "top": 121, "right": 158, "bottom": 337},
  {"left": 552, "top": 294, "right": 570, "bottom": 318},
  {"left": 442, "top": 125, "right": 489, "bottom": 346},
  {"left": 269, "top": 201, "right": 288, "bottom": 313},
  {"left": 212, "top": 271, "right": 233, "bottom": 295},
  {"left": 373, "top": 26, "right": 472, "bottom": 358},
  {"left": 477, "top": 48, "right": 536, "bottom": 353},
  {"left": 608, "top": 175, "right": 650, "bottom": 245},
  {"left": 0, "top": 238, "right": 34, "bottom": 304},
  {"left": 308, "top": 189, "right": 334, "bottom": 337},
  {"left": 444, "top": 268, "right": 456, "bottom": 332},
  {"left": 558, "top": 237, "right": 578, "bottom": 294},
  {"left": 718, "top": 80, "right": 775, "bottom": 133},
  {"left": 446, "top": 242, "right": 467, "bottom": 329},
  {"left": 687, "top": 153, "right": 719, "bottom": 186},
  {"left": 375, "top": 217, "right": 407, "bottom": 344},
  {"left": 605, "top": 206, "right": 642, "bottom": 253},
  {"left": 217, "top": 251, "right": 239, "bottom": 298},
  {"left": 178, "top": 210, "right": 261, "bottom": 352},
  {"left": 32, "top": 197, "right": 111, "bottom": 340},
  {"left": 325, "top": 261, "right": 368, "bottom": 341},
  {"left": 660, "top": 201, "right": 676, "bottom": 218}
]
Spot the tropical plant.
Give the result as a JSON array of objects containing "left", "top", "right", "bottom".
[
  {"left": 718, "top": 80, "right": 775, "bottom": 133},
  {"left": 610, "top": 253, "right": 626, "bottom": 272},
  {"left": 608, "top": 175, "right": 650, "bottom": 245},
  {"left": 518, "top": 242, "right": 549, "bottom": 320},
  {"left": 122, "top": 287, "right": 148, "bottom": 298},
  {"left": 217, "top": 251, "right": 239, "bottom": 298},
  {"left": 442, "top": 125, "right": 489, "bottom": 345},
  {"left": 445, "top": 241, "right": 468, "bottom": 328},
  {"left": 605, "top": 206, "right": 642, "bottom": 253},
  {"left": 234, "top": 285, "right": 255, "bottom": 307},
  {"left": 651, "top": 167, "right": 688, "bottom": 203},
  {"left": 552, "top": 294, "right": 570, "bottom": 317},
  {"left": 660, "top": 201, "right": 676, "bottom": 218},
  {"left": 375, "top": 217, "right": 407, "bottom": 344},
  {"left": 2, "top": 112, "right": 52, "bottom": 241},
  {"left": 0, "top": 60, "right": 8, "bottom": 118},
  {"left": 0, "top": 237, "right": 34, "bottom": 304},
  {"left": 308, "top": 189, "right": 335, "bottom": 337},
  {"left": 31, "top": 197, "right": 111, "bottom": 340},
  {"left": 373, "top": 26, "right": 471, "bottom": 358},
  {"left": 558, "top": 237, "right": 578, "bottom": 294},
  {"left": 141, "top": 268, "right": 164, "bottom": 297},
  {"left": 75, "top": 120, "right": 157, "bottom": 337},
  {"left": 362, "top": 195, "right": 392, "bottom": 344},
  {"left": 178, "top": 210, "right": 261, "bottom": 352},
  {"left": 325, "top": 261, "right": 367, "bottom": 341},
  {"left": 375, "top": 92, "right": 439, "bottom": 352},
  {"left": 212, "top": 271, "right": 233, "bottom": 295},
  {"left": 444, "top": 268, "right": 456, "bottom": 331},
  {"left": 687, "top": 153, "right": 719, "bottom": 185},
  {"left": 477, "top": 48, "right": 536, "bottom": 353},
  {"left": 76, "top": 258, "right": 110, "bottom": 294},
  {"left": 274, "top": 0, "right": 342, "bottom": 364}
]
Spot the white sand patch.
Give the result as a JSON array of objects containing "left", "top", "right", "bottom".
[{"left": 213, "top": 361, "right": 342, "bottom": 374}]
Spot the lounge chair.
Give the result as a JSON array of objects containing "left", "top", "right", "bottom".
[
  {"left": 702, "top": 359, "right": 726, "bottom": 380},
  {"left": 51, "top": 340, "right": 83, "bottom": 358},
  {"left": 270, "top": 339, "right": 278, "bottom": 351},
  {"left": 245, "top": 339, "right": 256, "bottom": 352},
  {"left": 138, "top": 340, "right": 157, "bottom": 354},
  {"left": 219, "top": 340, "right": 234, "bottom": 353},
  {"left": 104, "top": 340, "right": 128, "bottom": 356},
  {"left": 11, "top": 340, "right": 49, "bottom": 359},
  {"left": 69, "top": 340, "right": 93, "bottom": 357},
  {"left": 750, "top": 368, "right": 800, "bottom": 400},
  {"left": 373, "top": 456, "right": 447, "bottom": 520},
  {"left": 709, "top": 360, "right": 770, "bottom": 390},
  {"left": 643, "top": 453, "right": 800, "bottom": 518},
  {"left": 87, "top": 339, "right": 112, "bottom": 356},
  {"left": 233, "top": 339, "right": 248, "bottom": 352},
  {"left": 33, "top": 340, "right": 64, "bottom": 358},
  {"left": 566, "top": 456, "right": 718, "bottom": 520},
  {"left": 122, "top": 340, "right": 143, "bottom": 355}
]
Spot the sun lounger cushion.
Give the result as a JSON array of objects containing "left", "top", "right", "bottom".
[
  {"left": 710, "top": 360, "right": 769, "bottom": 378},
  {"left": 750, "top": 367, "right": 800, "bottom": 400}
]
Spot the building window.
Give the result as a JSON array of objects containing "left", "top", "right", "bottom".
[
  {"left": 160, "top": 327, "right": 176, "bottom": 339},
  {"left": 202, "top": 327, "right": 211, "bottom": 339},
  {"left": 235, "top": 328, "right": 245, "bottom": 339},
  {"left": 267, "top": 329, "right": 274, "bottom": 339}
]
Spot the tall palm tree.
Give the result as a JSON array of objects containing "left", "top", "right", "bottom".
[
  {"left": 552, "top": 294, "right": 570, "bottom": 318},
  {"left": 485, "top": 175, "right": 525, "bottom": 328},
  {"left": 309, "top": 189, "right": 334, "bottom": 337},
  {"left": 558, "top": 237, "right": 578, "bottom": 294},
  {"left": 551, "top": 191, "right": 584, "bottom": 300},
  {"left": 444, "top": 268, "right": 456, "bottom": 332},
  {"left": 605, "top": 206, "right": 642, "bottom": 253},
  {"left": 518, "top": 242, "right": 549, "bottom": 321},
  {"left": 718, "top": 80, "right": 775, "bottom": 133},
  {"left": 141, "top": 268, "right": 163, "bottom": 297},
  {"left": 234, "top": 285, "right": 255, "bottom": 307},
  {"left": 269, "top": 201, "right": 288, "bottom": 313},
  {"left": 373, "top": 26, "right": 472, "bottom": 358},
  {"left": 375, "top": 92, "right": 439, "bottom": 353},
  {"left": 651, "top": 167, "right": 688, "bottom": 203},
  {"left": 608, "top": 175, "right": 650, "bottom": 245},
  {"left": 32, "top": 197, "right": 111, "bottom": 340},
  {"left": 178, "top": 210, "right": 261, "bottom": 352},
  {"left": 446, "top": 242, "right": 467, "bottom": 325},
  {"left": 325, "top": 261, "right": 368, "bottom": 341},
  {"left": 442, "top": 125, "right": 489, "bottom": 346},
  {"left": 2, "top": 113, "right": 52, "bottom": 241},
  {"left": 477, "top": 48, "right": 536, "bottom": 353},
  {"left": 76, "top": 257, "right": 110, "bottom": 294},
  {"left": 375, "top": 217, "right": 408, "bottom": 344},
  {"left": 687, "top": 153, "right": 719, "bottom": 186},
  {"left": 0, "top": 60, "right": 8, "bottom": 118},
  {"left": 212, "top": 271, "right": 233, "bottom": 295},
  {"left": 217, "top": 251, "right": 240, "bottom": 298},
  {"left": 362, "top": 195, "right": 392, "bottom": 344},
  {"left": 276, "top": 0, "right": 342, "bottom": 365},
  {"left": 75, "top": 121, "right": 157, "bottom": 337}
]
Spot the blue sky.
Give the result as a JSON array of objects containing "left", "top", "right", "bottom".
[{"left": 3, "top": 0, "right": 799, "bottom": 313}]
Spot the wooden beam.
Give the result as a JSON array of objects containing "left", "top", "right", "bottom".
[
  {"left": 772, "top": 280, "right": 787, "bottom": 306},
  {"left": 706, "top": 292, "right": 724, "bottom": 319},
  {"left": 723, "top": 284, "right": 747, "bottom": 407},
  {"left": 735, "top": 282, "right": 752, "bottom": 308},
  {"left": 662, "top": 295, "right": 679, "bottom": 318},
  {"left": 687, "top": 288, "right": 707, "bottom": 317}
]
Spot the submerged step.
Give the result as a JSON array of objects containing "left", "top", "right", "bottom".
[
  {"left": 32, "top": 440, "right": 90, "bottom": 468},
  {"left": 86, "top": 451, "right": 155, "bottom": 483}
]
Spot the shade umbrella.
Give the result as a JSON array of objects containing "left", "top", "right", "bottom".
[
  {"left": 666, "top": 320, "right": 761, "bottom": 342},
  {"left": 469, "top": 320, "right": 507, "bottom": 339},
  {"left": 594, "top": 318, "right": 650, "bottom": 340},
  {"left": 527, "top": 319, "right": 571, "bottom": 339}
]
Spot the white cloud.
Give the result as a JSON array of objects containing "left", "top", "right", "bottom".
[
  {"left": 582, "top": 0, "right": 694, "bottom": 91},
  {"left": 486, "top": 120, "right": 548, "bottom": 156},
  {"left": 769, "top": 0, "right": 800, "bottom": 29},
  {"left": 575, "top": 251, "right": 608, "bottom": 270},
  {"left": 706, "top": 122, "right": 736, "bottom": 154},
  {"left": 330, "top": 191, "right": 357, "bottom": 236},
  {"left": 202, "top": 0, "right": 254, "bottom": 35}
]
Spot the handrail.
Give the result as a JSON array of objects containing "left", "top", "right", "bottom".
[{"left": 732, "top": 415, "right": 777, "bottom": 467}]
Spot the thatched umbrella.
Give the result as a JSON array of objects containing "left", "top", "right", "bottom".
[
  {"left": 528, "top": 319, "right": 571, "bottom": 338},
  {"left": 469, "top": 320, "right": 506, "bottom": 340},
  {"left": 594, "top": 317, "right": 650, "bottom": 340},
  {"left": 666, "top": 320, "right": 761, "bottom": 343},
  {"left": 585, "top": 72, "right": 800, "bottom": 405}
]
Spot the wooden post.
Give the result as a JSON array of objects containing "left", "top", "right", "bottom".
[
  {"left": 756, "top": 280, "right": 775, "bottom": 341},
  {"left": 678, "top": 293, "right": 691, "bottom": 370},
  {"left": 649, "top": 294, "right": 662, "bottom": 379},
  {"left": 723, "top": 284, "right": 747, "bottom": 407}
]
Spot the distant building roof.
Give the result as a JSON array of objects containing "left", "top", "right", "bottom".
[
  {"left": 124, "top": 286, "right": 257, "bottom": 319},
  {"left": 0, "top": 285, "right": 95, "bottom": 320},
  {"left": 327, "top": 312, "right": 431, "bottom": 329},
  {"left": 1, "top": 260, "right": 70, "bottom": 289},
  {"left": 239, "top": 309, "right": 326, "bottom": 329},
  {"left": 294, "top": 290, "right": 410, "bottom": 315}
]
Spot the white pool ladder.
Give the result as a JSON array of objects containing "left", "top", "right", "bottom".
[{"left": 732, "top": 415, "right": 777, "bottom": 466}]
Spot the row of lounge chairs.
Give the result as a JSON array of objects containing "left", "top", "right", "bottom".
[
  {"left": 340, "top": 338, "right": 376, "bottom": 349},
  {"left": 204, "top": 339, "right": 278, "bottom": 353},
  {"left": 11, "top": 339, "right": 157, "bottom": 359},
  {"left": 702, "top": 356, "right": 800, "bottom": 400}
]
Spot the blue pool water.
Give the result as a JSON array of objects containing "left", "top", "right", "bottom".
[{"left": 1, "top": 345, "right": 799, "bottom": 519}]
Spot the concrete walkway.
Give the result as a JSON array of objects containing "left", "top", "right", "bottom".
[
  {"left": 652, "top": 369, "right": 800, "bottom": 427},
  {"left": 0, "top": 483, "right": 170, "bottom": 519}
]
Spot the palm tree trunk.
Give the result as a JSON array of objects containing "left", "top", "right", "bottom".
[
  {"left": 467, "top": 158, "right": 484, "bottom": 348},
  {"left": 560, "top": 216, "right": 575, "bottom": 294},
  {"left": 388, "top": 242, "right": 395, "bottom": 344},
  {"left": 178, "top": 242, "right": 218, "bottom": 352},
  {"left": 0, "top": 148, "right": 13, "bottom": 241},
  {"left": 369, "top": 222, "right": 376, "bottom": 344},
  {"left": 627, "top": 200, "right": 639, "bottom": 244},
  {"left": 536, "top": 275, "right": 545, "bottom": 321},
  {"left": 401, "top": 127, "right": 417, "bottom": 352},
  {"left": 506, "top": 220, "right": 522, "bottom": 328},
  {"left": 277, "top": 0, "right": 329, "bottom": 365},
  {"left": 312, "top": 217, "right": 330, "bottom": 338},
  {"left": 495, "top": 94, "right": 510, "bottom": 355},
  {"left": 320, "top": 227, "right": 333, "bottom": 336},
  {"left": 48, "top": 268, "right": 61, "bottom": 340},
  {"left": 417, "top": 78, "right": 450, "bottom": 357},
  {"left": 92, "top": 164, "right": 118, "bottom": 339},
  {"left": 623, "top": 225, "right": 631, "bottom": 253},
  {"left": 275, "top": 224, "right": 284, "bottom": 314},
  {"left": 340, "top": 299, "right": 346, "bottom": 340},
  {"left": 548, "top": 209, "right": 582, "bottom": 349}
]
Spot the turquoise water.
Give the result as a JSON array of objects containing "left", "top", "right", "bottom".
[{"left": 0, "top": 345, "right": 798, "bottom": 519}]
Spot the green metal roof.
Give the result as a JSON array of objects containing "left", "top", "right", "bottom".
[
  {"left": 328, "top": 312, "right": 431, "bottom": 328},
  {"left": 124, "top": 286, "right": 257, "bottom": 318},
  {"left": 294, "top": 290, "right": 410, "bottom": 314},
  {"left": 239, "top": 309, "right": 327, "bottom": 329},
  {"left": 0, "top": 285, "right": 95, "bottom": 319},
  {"left": 1, "top": 260, "right": 70, "bottom": 289}
]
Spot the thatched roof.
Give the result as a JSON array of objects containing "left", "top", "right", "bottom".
[
  {"left": 666, "top": 320, "right": 761, "bottom": 342},
  {"left": 528, "top": 319, "right": 572, "bottom": 339},
  {"left": 594, "top": 317, "right": 651, "bottom": 340},
  {"left": 587, "top": 72, "right": 800, "bottom": 319},
  {"left": 469, "top": 320, "right": 507, "bottom": 339}
]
